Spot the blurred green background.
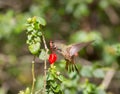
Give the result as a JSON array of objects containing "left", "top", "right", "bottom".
[{"left": 0, "top": 0, "right": 120, "bottom": 94}]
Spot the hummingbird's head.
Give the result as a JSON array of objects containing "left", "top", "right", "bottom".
[
  {"left": 49, "top": 40, "right": 56, "bottom": 50},
  {"left": 49, "top": 40, "right": 62, "bottom": 52}
]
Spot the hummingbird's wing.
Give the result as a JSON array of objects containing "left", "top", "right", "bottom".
[
  {"left": 52, "top": 40, "right": 66, "bottom": 48},
  {"left": 68, "top": 41, "right": 93, "bottom": 56},
  {"left": 52, "top": 40, "right": 67, "bottom": 55}
]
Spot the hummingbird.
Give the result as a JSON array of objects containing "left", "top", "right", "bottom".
[{"left": 49, "top": 40, "right": 93, "bottom": 73}]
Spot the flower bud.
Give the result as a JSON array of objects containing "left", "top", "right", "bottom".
[{"left": 49, "top": 53, "right": 57, "bottom": 64}]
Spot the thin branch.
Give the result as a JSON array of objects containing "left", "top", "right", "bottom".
[
  {"left": 42, "top": 33, "right": 49, "bottom": 93},
  {"left": 31, "top": 56, "right": 36, "bottom": 94},
  {"left": 100, "top": 68, "right": 116, "bottom": 90},
  {"left": 42, "top": 33, "right": 49, "bottom": 51},
  {"left": 105, "top": 7, "right": 119, "bottom": 24},
  {"left": 35, "top": 88, "right": 43, "bottom": 94}
]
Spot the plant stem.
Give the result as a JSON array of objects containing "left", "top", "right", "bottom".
[
  {"left": 31, "top": 57, "right": 36, "bottom": 94},
  {"left": 100, "top": 68, "right": 116, "bottom": 90},
  {"left": 42, "top": 33, "right": 49, "bottom": 94}
]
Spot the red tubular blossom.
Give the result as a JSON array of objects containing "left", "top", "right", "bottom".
[{"left": 49, "top": 53, "right": 57, "bottom": 64}]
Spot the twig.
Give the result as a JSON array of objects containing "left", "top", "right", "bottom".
[
  {"left": 105, "top": 7, "right": 119, "bottom": 24},
  {"left": 31, "top": 56, "right": 36, "bottom": 94},
  {"left": 35, "top": 88, "right": 43, "bottom": 94},
  {"left": 100, "top": 68, "right": 116, "bottom": 90},
  {"left": 42, "top": 33, "right": 49, "bottom": 93}
]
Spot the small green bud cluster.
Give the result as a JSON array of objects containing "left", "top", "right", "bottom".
[
  {"left": 26, "top": 16, "right": 46, "bottom": 55},
  {"left": 46, "top": 65, "right": 64, "bottom": 94}
]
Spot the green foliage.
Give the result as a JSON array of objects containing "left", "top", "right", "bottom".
[
  {"left": 93, "top": 69, "right": 105, "bottom": 78},
  {"left": 102, "top": 43, "right": 120, "bottom": 66},
  {"left": 66, "top": 0, "right": 92, "bottom": 18},
  {"left": 81, "top": 80, "right": 106, "bottom": 94},
  {"left": 113, "top": 44, "right": 120, "bottom": 56},
  {"left": 35, "top": 76, "right": 44, "bottom": 92},
  {"left": 0, "top": 10, "right": 29, "bottom": 40},
  {"left": 39, "top": 49, "right": 49, "bottom": 60},
  {"left": 26, "top": 16, "right": 64, "bottom": 94},
  {"left": 1, "top": 0, "right": 120, "bottom": 94},
  {"left": 26, "top": 16, "right": 46, "bottom": 55},
  {"left": 80, "top": 65, "right": 105, "bottom": 78},
  {"left": 70, "top": 30, "right": 103, "bottom": 46},
  {"left": 46, "top": 65, "right": 63, "bottom": 94},
  {"left": 28, "top": 42, "right": 40, "bottom": 55},
  {"left": 18, "top": 88, "right": 31, "bottom": 94},
  {"left": 61, "top": 72, "right": 80, "bottom": 94},
  {"left": 81, "top": 66, "right": 93, "bottom": 77}
]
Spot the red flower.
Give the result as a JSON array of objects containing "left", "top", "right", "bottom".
[{"left": 49, "top": 53, "right": 57, "bottom": 64}]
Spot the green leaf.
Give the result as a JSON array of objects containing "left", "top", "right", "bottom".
[
  {"left": 99, "top": 0, "right": 109, "bottom": 9},
  {"left": 47, "top": 74, "right": 54, "bottom": 81},
  {"left": 24, "top": 88, "right": 31, "bottom": 94},
  {"left": 86, "top": 84, "right": 96, "bottom": 93},
  {"left": 34, "top": 22, "right": 40, "bottom": 30},
  {"left": 37, "top": 31, "right": 42, "bottom": 36},
  {"left": 34, "top": 37, "right": 41, "bottom": 42},
  {"left": 70, "top": 31, "right": 103, "bottom": 46},
  {"left": 28, "top": 42, "right": 40, "bottom": 55},
  {"left": 27, "top": 26, "right": 33, "bottom": 32},
  {"left": 37, "top": 17, "right": 46, "bottom": 26},
  {"left": 35, "top": 76, "right": 44, "bottom": 90},
  {"left": 18, "top": 91, "right": 24, "bottom": 94},
  {"left": 27, "top": 17, "right": 32, "bottom": 23},
  {"left": 70, "top": 31, "right": 89, "bottom": 42},
  {"left": 49, "top": 91, "right": 54, "bottom": 94},
  {"left": 103, "top": 53, "right": 115, "bottom": 66},
  {"left": 18, "top": 87, "right": 30, "bottom": 94},
  {"left": 51, "top": 82, "right": 57, "bottom": 88},
  {"left": 74, "top": 4, "right": 89, "bottom": 18},
  {"left": 86, "top": 0, "right": 93, "bottom": 3},
  {"left": 95, "top": 88, "right": 106, "bottom": 94},
  {"left": 39, "top": 49, "right": 49, "bottom": 60},
  {"left": 93, "top": 69, "right": 105, "bottom": 78},
  {"left": 80, "top": 66, "right": 93, "bottom": 77},
  {"left": 0, "top": 87, "right": 7, "bottom": 94},
  {"left": 57, "top": 75, "right": 64, "bottom": 82},
  {"left": 113, "top": 44, "right": 120, "bottom": 56},
  {"left": 27, "top": 35, "right": 33, "bottom": 41},
  {"left": 53, "top": 85, "right": 61, "bottom": 93}
]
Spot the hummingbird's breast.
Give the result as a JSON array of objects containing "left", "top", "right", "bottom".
[{"left": 63, "top": 49, "right": 72, "bottom": 62}]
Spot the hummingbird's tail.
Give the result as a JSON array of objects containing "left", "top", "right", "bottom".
[
  {"left": 73, "top": 64, "right": 80, "bottom": 74},
  {"left": 65, "top": 60, "right": 80, "bottom": 75}
]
